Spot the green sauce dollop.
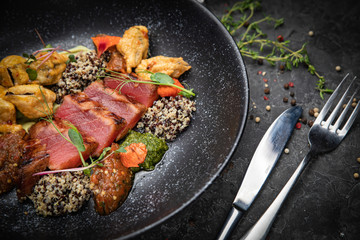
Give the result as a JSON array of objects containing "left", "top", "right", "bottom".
[{"left": 119, "top": 130, "right": 168, "bottom": 172}]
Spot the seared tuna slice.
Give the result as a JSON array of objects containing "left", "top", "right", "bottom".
[
  {"left": 54, "top": 92, "right": 126, "bottom": 156},
  {"left": 103, "top": 74, "right": 159, "bottom": 107},
  {"left": 28, "top": 118, "right": 98, "bottom": 170},
  {"left": 84, "top": 81, "right": 146, "bottom": 140},
  {"left": 17, "top": 138, "right": 49, "bottom": 201}
]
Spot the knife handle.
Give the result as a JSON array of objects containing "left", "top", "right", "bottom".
[{"left": 216, "top": 207, "right": 244, "bottom": 240}]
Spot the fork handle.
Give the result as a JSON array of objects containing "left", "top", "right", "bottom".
[{"left": 240, "top": 152, "right": 312, "bottom": 240}]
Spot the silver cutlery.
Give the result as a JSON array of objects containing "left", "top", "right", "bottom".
[
  {"left": 241, "top": 74, "right": 360, "bottom": 240},
  {"left": 217, "top": 106, "right": 302, "bottom": 240}
]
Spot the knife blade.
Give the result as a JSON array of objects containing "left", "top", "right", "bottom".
[{"left": 216, "top": 106, "right": 302, "bottom": 240}]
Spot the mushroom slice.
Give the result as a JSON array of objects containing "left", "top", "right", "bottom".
[
  {"left": 5, "top": 84, "right": 56, "bottom": 119},
  {"left": 135, "top": 56, "right": 191, "bottom": 80},
  {"left": 117, "top": 26, "right": 149, "bottom": 73}
]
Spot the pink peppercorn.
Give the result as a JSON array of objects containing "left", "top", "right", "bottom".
[{"left": 295, "top": 122, "right": 302, "bottom": 129}]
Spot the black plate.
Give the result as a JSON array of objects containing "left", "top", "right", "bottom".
[{"left": 0, "top": 0, "right": 249, "bottom": 239}]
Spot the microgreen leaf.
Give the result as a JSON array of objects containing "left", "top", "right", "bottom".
[
  {"left": 114, "top": 146, "right": 127, "bottom": 153},
  {"left": 26, "top": 68, "right": 37, "bottom": 80},
  {"left": 68, "top": 128, "right": 86, "bottom": 152},
  {"left": 150, "top": 72, "right": 174, "bottom": 84},
  {"left": 66, "top": 54, "right": 77, "bottom": 64}
]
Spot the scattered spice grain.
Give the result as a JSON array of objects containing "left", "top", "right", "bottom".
[
  {"left": 335, "top": 65, "right": 341, "bottom": 72},
  {"left": 290, "top": 99, "right": 296, "bottom": 106},
  {"left": 308, "top": 120, "right": 314, "bottom": 127},
  {"left": 264, "top": 88, "right": 270, "bottom": 94},
  {"left": 309, "top": 109, "right": 315, "bottom": 116},
  {"left": 255, "top": 117, "right": 261, "bottom": 123},
  {"left": 314, "top": 112, "right": 319, "bottom": 118},
  {"left": 290, "top": 91, "right": 295, "bottom": 97},
  {"left": 284, "top": 83, "right": 289, "bottom": 89},
  {"left": 284, "top": 148, "right": 290, "bottom": 154},
  {"left": 283, "top": 97, "right": 289, "bottom": 103},
  {"left": 265, "top": 105, "right": 271, "bottom": 111},
  {"left": 354, "top": 173, "right": 359, "bottom": 179},
  {"left": 308, "top": 30, "right": 314, "bottom": 36}
]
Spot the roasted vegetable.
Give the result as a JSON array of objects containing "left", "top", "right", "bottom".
[
  {"left": 135, "top": 55, "right": 191, "bottom": 80},
  {"left": 117, "top": 26, "right": 149, "bottom": 73},
  {"left": 4, "top": 84, "right": 56, "bottom": 119},
  {"left": 0, "top": 55, "right": 28, "bottom": 87},
  {"left": 29, "top": 51, "right": 68, "bottom": 85}
]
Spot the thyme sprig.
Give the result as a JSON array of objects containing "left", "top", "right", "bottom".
[
  {"left": 98, "top": 69, "right": 196, "bottom": 98},
  {"left": 221, "top": 0, "right": 333, "bottom": 99}
]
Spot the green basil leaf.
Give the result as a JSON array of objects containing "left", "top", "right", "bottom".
[
  {"left": 68, "top": 128, "right": 86, "bottom": 152},
  {"left": 150, "top": 72, "right": 174, "bottom": 84},
  {"left": 26, "top": 68, "right": 37, "bottom": 80}
]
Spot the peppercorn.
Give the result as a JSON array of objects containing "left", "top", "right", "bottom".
[
  {"left": 295, "top": 122, "right": 302, "bottom": 129},
  {"left": 352, "top": 102, "right": 357, "bottom": 108},
  {"left": 284, "top": 148, "right": 290, "bottom": 154},
  {"left": 357, "top": 157, "right": 360, "bottom": 163},
  {"left": 284, "top": 83, "right": 289, "bottom": 89},
  {"left": 249, "top": 115, "right": 254, "bottom": 120},
  {"left": 301, "top": 117, "right": 308, "bottom": 124},
  {"left": 308, "top": 120, "right": 314, "bottom": 127},
  {"left": 264, "top": 88, "right": 270, "bottom": 94},
  {"left": 290, "top": 99, "right": 296, "bottom": 106},
  {"left": 288, "top": 82, "right": 294, "bottom": 87},
  {"left": 354, "top": 173, "right": 359, "bottom": 179},
  {"left": 277, "top": 35, "right": 284, "bottom": 42},
  {"left": 266, "top": 105, "right": 271, "bottom": 111},
  {"left": 314, "top": 112, "right": 319, "bottom": 118},
  {"left": 335, "top": 65, "right": 341, "bottom": 72},
  {"left": 308, "top": 30, "right": 314, "bottom": 37},
  {"left": 283, "top": 97, "right": 289, "bottom": 103},
  {"left": 243, "top": 21, "right": 249, "bottom": 28},
  {"left": 279, "top": 65, "right": 285, "bottom": 71},
  {"left": 255, "top": 117, "right": 261, "bottom": 123},
  {"left": 309, "top": 109, "right": 315, "bottom": 116},
  {"left": 313, "top": 107, "right": 319, "bottom": 113},
  {"left": 257, "top": 59, "right": 263, "bottom": 65},
  {"left": 290, "top": 91, "right": 295, "bottom": 97}
]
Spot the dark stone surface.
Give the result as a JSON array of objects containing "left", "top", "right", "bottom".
[{"left": 133, "top": 0, "right": 360, "bottom": 239}]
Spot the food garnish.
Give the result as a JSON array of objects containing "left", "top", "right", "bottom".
[
  {"left": 221, "top": 0, "right": 333, "bottom": 99},
  {"left": 101, "top": 69, "right": 195, "bottom": 98},
  {"left": 119, "top": 142, "right": 147, "bottom": 168},
  {"left": 91, "top": 35, "right": 122, "bottom": 58}
]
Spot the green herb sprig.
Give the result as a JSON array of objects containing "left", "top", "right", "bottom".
[
  {"left": 99, "top": 69, "right": 196, "bottom": 98},
  {"left": 221, "top": 0, "right": 333, "bottom": 99}
]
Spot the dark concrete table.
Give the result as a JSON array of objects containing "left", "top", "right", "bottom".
[{"left": 135, "top": 0, "right": 360, "bottom": 239}]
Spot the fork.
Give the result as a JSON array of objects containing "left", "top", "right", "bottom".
[{"left": 240, "top": 74, "right": 360, "bottom": 240}]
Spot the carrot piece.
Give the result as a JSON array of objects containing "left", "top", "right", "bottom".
[
  {"left": 91, "top": 35, "right": 121, "bottom": 58},
  {"left": 157, "top": 78, "right": 184, "bottom": 97},
  {"left": 120, "top": 142, "right": 147, "bottom": 168}
]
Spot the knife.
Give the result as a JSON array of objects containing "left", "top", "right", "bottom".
[{"left": 216, "top": 106, "right": 302, "bottom": 240}]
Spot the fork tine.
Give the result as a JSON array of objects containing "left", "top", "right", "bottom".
[
  {"left": 323, "top": 76, "right": 357, "bottom": 129},
  {"left": 338, "top": 86, "right": 360, "bottom": 136},
  {"left": 314, "top": 73, "right": 350, "bottom": 125},
  {"left": 332, "top": 81, "right": 359, "bottom": 132}
]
